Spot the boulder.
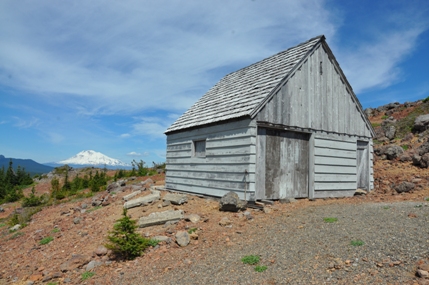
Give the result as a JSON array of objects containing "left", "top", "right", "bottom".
[
  {"left": 0, "top": 206, "right": 4, "bottom": 212},
  {"left": 175, "top": 231, "right": 190, "bottom": 247},
  {"left": 421, "top": 153, "right": 429, "bottom": 168},
  {"left": 123, "top": 190, "right": 142, "bottom": 201},
  {"left": 163, "top": 193, "right": 188, "bottom": 205},
  {"left": 106, "top": 182, "right": 120, "bottom": 193},
  {"left": 364, "top": 108, "right": 374, "bottom": 117},
  {"left": 384, "top": 145, "right": 404, "bottom": 160},
  {"left": 94, "top": 245, "right": 108, "bottom": 256},
  {"left": 219, "top": 191, "right": 247, "bottom": 212},
  {"left": 60, "top": 254, "right": 91, "bottom": 272},
  {"left": 414, "top": 114, "right": 429, "bottom": 132},
  {"left": 384, "top": 126, "right": 396, "bottom": 140},
  {"left": 123, "top": 190, "right": 160, "bottom": 209},
  {"left": 138, "top": 210, "right": 184, "bottom": 228},
  {"left": 417, "top": 142, "right": 429, "bottom": 156},
  {"left": 152, "top": 235, "right": 172, "bottom": 244},
  {"left": 394, "top": 182, "right": 415, "bottom": 193},
  {"left": 9, "top": 224, "right": 21, "bottom": 231},
  {"left": 85, "top": 260, "right": 102, "bottom": 271},
  {"left": 185, "top": 214, "right": 201, "bottom": 223}
]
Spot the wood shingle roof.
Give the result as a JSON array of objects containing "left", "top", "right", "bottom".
[{"left": 165, "top": 35, "right": 324, "bottom": 133}]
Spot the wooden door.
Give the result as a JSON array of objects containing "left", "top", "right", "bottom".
[
  {"left": 356, "top": 141, "right": 369, "bottom": 189},
  {"left": 264, "top": 129, "right": 309, "bottom": 199}
]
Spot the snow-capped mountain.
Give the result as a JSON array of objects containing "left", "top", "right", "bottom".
[{"left": 58, "top": 150, "right": 129, "bottom": 167}]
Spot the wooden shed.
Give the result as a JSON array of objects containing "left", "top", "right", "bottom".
[{"left": 165, "top": 35, "right": 375, "bottom": 201}]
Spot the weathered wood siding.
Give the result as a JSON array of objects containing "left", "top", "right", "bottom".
[
  {"left": 256, "top": 128, "right": 309, "bottom": 200},
  {"left": 255, "top": 44, "right": 372, "bottom": 138},
  {"left": 312, "top": 133, "right": 373, "bottom": 198},
  {"left": 166, "top": 119, "right": 256, "bottom": 199}
]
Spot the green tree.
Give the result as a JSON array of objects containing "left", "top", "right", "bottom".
[{"left": 105, "top": 208, "right": 151, "bottom": 260}]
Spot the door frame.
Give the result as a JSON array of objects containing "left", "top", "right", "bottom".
[
  {"left": 356, "top": 140, "right": 370, "bottom": 190},
  {"left": 255, "top": 125, "right": 313, "bottom": 200}
]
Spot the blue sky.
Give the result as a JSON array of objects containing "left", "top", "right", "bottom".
[{"left": 0, "top": 0, "right": 428, "bottom": 164}]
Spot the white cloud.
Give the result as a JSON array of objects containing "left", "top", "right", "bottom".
[
  {"left": 12, "top": 116, "right": 40, "bottom": 129},
  {"left": 120, "top": 133, "right": 131, "bottom": 138},
  {"left": 127, "top": 151, "right": 141, "bottom": 156},
  {"left": 0, "top": 0, "right": 336, "bottom": 116},
  {"left": 339, "top": 28, "right": 427, "bottom": 94}
]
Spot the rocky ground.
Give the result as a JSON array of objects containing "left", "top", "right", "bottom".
[{"left": 1, "top": 99, "right": 429, "bottom": 284}]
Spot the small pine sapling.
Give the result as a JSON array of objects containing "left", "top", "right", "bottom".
[{"left": 105, "top": 208, "right": 150, "bottom": 260}]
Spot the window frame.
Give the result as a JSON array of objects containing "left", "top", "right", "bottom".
[{"left": 192, "top": 139, "right": 206, "bottom": 158}]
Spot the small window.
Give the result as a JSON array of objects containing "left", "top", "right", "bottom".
[{"left": 193, "top": 140, "right": 206, "bottom": 157}]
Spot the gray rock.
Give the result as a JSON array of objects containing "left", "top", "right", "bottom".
[
  {"left": 80, "top": 203, "right": 88, "bottom": 209},
  {"left": 243, "top": 211, "right": 253, "bottom": 220},
  {"left": 219, "top": 191, "right": 247, "bottom": 212},
  {"left": 175, "top": 231, "right": 190, "bottom": 247},
  {"left": 0, "top": 206, "right": 4, "bottom": 212},
  {"left": 85, "top": 260, "right": 102, "bottom": 271},
  {"left": 384, "top": 145, "right": 404, "bottom": 160},
  {"left": 117, "top": 180, "right": 127, "bottom": 186},
  {"left": 141, "top": 178, "right": 154, "bottom": 185},
  {"left": 399, "top": 153, "right": 412, "bottom": 162},
  {"left": 421, "top": 153, "right": 429, "bottom": 168},
  {"left": 414, "top": 114, "right": 429, "bottom": 132},
  {"left": 60, "top": 254, "right": 91, "bottom": 272},
  {"left": 73, "top": 217, "right": 81, "bottom": 224},
  {"left": 9, "top": 224, "right": 21, "bottom": 231},
  {"left": 138, "top": 209, "right": 184, "bottom": 228},
  {"left": 94, "top": 245, "right": 108, "bottom": 256},
  {"left": 152, "top": 235, "right": 172, "bottom": 244},
  {"left": 394, "top": 182, "right": 415, "bottom": 193},
  {"left": 280, "top": 198, "right": 297, "bottom": 203},
  {"left": 185, "top": 214, "right": 201, "bottom": 223},
  {"left": 384, "top": 125, "right": 396, "bottom": 140},
  {"left": 163, "top": 193, "right": 188, "bottom": 205},
  {"left": 364, "top": 108, "right": 373, "bottom": 117},
  {"left": 107, "top": 182, "right": 120, "bottom": 192},
  {"left": 219, "top": 217, "right": 232, "bottom": 226},
  {"left": 123, "top": 190, "right": 160, "bottom": 209},
  {"left": 123, "top": 190, "right": 142, "bottom": 201},
  {"left": 162, "top": 200, "right": 171, "bottom": 207},
  {"left": 92, "top": 200, "right": 102, "bottom": 207},
  {"left": 417, "top": 142, "right": 429, "bottom": 156},
  {"left": 354, "top": 189, "right": 367, "bottom": 196}
]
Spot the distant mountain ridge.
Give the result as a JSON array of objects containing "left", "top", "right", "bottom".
[
  {"left": 0, "top": 155, "right": 54, "bottom": 176},
  {"left": 57, "top": 150, "right": 130, "bottom": 168}
]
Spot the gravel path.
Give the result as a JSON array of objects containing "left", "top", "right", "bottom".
[{"left": 112, "top": 200, "right": 429, "bottom": 285}]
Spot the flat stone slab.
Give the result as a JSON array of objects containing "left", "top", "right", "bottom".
[
  {"left": 123, "top": 190, "right": 160, "bottom": 209},
  {"left": 123, "top": 190, "right": 142, "bottom": 201},
  {"left": 138, "top": 210, "right": 184, "bottom": 228},
  {"left": 163, "top": 193, "right": 188, "bottom": 205}
]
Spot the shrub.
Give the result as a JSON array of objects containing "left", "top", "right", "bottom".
[
  {"left": 254, "top": 265, "right": 268, "bottom": 272},
  {"left": 401, "top": 145, "right": 409, "bottom": 151},
  {"left": 350, "top": 240, "right": 364, "bottom": 246},
  {"left": 81, "top": 271, "right": 95, "bottom": 280},
  {"left": 22, "top": 187, "right": 43, "bottom": 207},
  {"left": 241, "top": 255, "right": 260, "bottom": 265},
  {"left": 105, "top": 208, "right": 151, "bottom": 260},
  {"left": 323, "top": 217, "right": 338, "bottom": 223},
  {"left": 188, "top": 227, "right": 197, "bottom": 234},
  {"left": 40, "top": 236, "right": 53, "bottom": 245}
]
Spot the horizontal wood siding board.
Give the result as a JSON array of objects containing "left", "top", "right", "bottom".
[
  {"left": 314, "top": 174, "right": 356, "bottom": 182},
  {"left": 167, "top": 153, "right": 254, "bottom": 163},
  {"left": 313, "top": 190, "right": 355, "bottom": 198},
  {"left": 166, "top": 143, "right": 191, "bottom": 151},
  {"left": 167, "top": 164, "right": 255, "bottom": 172},
  {"left": 166, "top": 177, "right": 249, "bottom": 191},
  {"left": 165, "top": 183, "right": 253, "bottom": 200},
  {"left": 314, "top": 156, "right": 355, "bottom": 166},
  {"left": 314, "top": 138, "right": 356, "bottom": 150},
  {"left": 314, "top": 165, "right": 356, "bottom": 174},
  {"left": 314, "top": 182, "right": 356, "bottom": 190},
  {"left": 314, "top": 147, "right": 356, "bottom": 158},
  {"left": 166, "top": 150, "right": 192, "bottom": 158},
  {"left": 167, "top": 170, "right": 255, "bottom": 182}
]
